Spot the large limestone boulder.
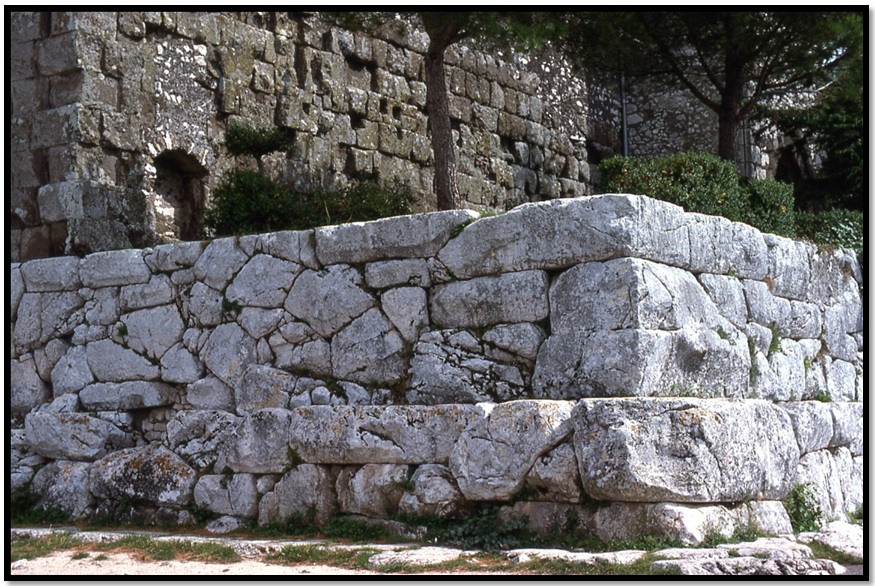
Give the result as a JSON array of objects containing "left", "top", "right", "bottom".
[
  {"left": 572, "top": 398, "right": 799, "bottom": 503},
  {"left": 258, "top": 464, "right": 337, "bottom": 526},
  {"left": 119, "top": 305, "right": 185, "bottom": 360},
  {"left": 533, "top": 327, "right": 749, "bottom": 400},
  {"left": 25, "top": 411, "right": 132, "bottom": 461},
  {"left": 225, "top": 254, "right": 300, "bottom": 308},
  {"left": 336, "top": 463, "right": 409, "bottom": 518},
  {"left": 30, "top": 460, "right": 94, "bottom": 519},
  {"left": 200, "top": 323, "right": 257, "bottom": 388},
  {"left": 289, "top": 404, "right": 484, "bottom": 464},
  {"left": 79, "top": 381, "right": 177, "bottom": 411},
  {"left": 11, "top": 355, "right": 50, "bottom": 416},
  {"left": 284, "top": 265, "right": 375, "bottom": 337},
  {"left": 217, "top": 408, "right": 294, "bottom": 474},
  {"left": 85, "top": 338, "right": 160, "bottom": 382},
  {"left": 165, "top": 410, "right": 241, "bottom": 470},
  {"left": 235, "top": 365, "right": 296, "bottom": 413},
  {"left": 315, "top": 209, "right": 478, "bottom": 265},
  {"left": 449, "top": 400, "right": 575, "bottom": 501},
  {"left": 90, "top": 444, "right": 197, "bottom": 507},
  {"left": 193, "top": 474, "right": 259, "bottom": 518},
  {"left": 398, "top": 464, "right": 468, "bottom": 519},
  {"left": 429, "top": 270, "right": 549, "bottom": 329},
  {"left": 330, "top": 308, "right": 408, "bottom": 385}
]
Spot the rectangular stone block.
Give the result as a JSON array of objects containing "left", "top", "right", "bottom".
[
  {"left": 315, "top": 208, "right": 477, "bottom": 265},
  {"left": 430, "top": 270, "right": 549, "bottom": 329},
  {"left": 288, "top": 404, "right": 485, "bottom": 465},
  {"left": 80, "top": 249, "right": 152, "bottom": 287},
  {"left": 572, "top": 398, "right": 800, "bottom": 503}
]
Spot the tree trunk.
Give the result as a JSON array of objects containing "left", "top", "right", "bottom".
[
  {"left": 717, "top": 107, "right": 739, "bottom": 163},
  {"left": 424, "top": 40, "right": 461, "bottom": 210}
]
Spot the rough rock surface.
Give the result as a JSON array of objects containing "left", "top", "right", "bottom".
[
  {"left": 572, "top": 398, "right": 799, "bottom": 502},
  {"left": 89, "top": 445, "right": 197, "bottom": 507}
]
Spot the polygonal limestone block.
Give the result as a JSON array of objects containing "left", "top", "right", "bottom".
[
  {"left": 398, "top": 464, "right": 467, "bottom": 520},
  {"left": 11, "top": 355, "right": 50, "bottom": 416},
  {"left": 79, "top": 381, "right": 177, "bottom": 411},
  {"left": 225, "top": 254, "right": 301, "bottom": 308},
  {"left": 533, "top": 327, "right": 749, "bottom": 400},
  {"left": 31, "top": 460, "right": 94, "bottom": 519},
  {"left": 80, "top": 249, "right": 152, "bottom": 288},
  {"left": 336, "top": 463, "right": 409, "bottom": 518},
  {"left": 89, "top": 444, "right": 196, "bottom": 507},
  {"left": 194, "top": 474, "right": 259, "bottom": 518},
  {"left": 258, "top": 464, "right": 337, "bottom": 526},
  {"left": 217, "top": 408, "right": 294, "bottom": 474},
  {"left": 193, "top": 237, "right": 248, "bottom": 291},
  {"left": 25, "top": 411, "right": 132, "bottom": 461},
  {"left": 120, "top": 305, "right": 185, "bottom": 360},
  {"left": 289, "top": 404, "right": 485, "bottom": 464},
  {"left": 449, "top": 400, "right": 575, "bottom": 501},
  {"left": 200, "top": 323, "right": 257, "bottom": 388},
  {"left": 165, "top": 410, "right": 241, "bottom": 470},
  {"left": 430, "top": 270, "right": 549, "bottom": 329},
  {"left": 316, "top": 209, "right": 478, "bottom": 265},
  {"left": 285, "top": 265, "right": 375, "bottom": 338},
  {"left": 549, "top": 258, "right": 729, "bottom": 335},
  {"left": 572, "top": 398, "right": 800, "bottom": 503},
  {"left": 331, "top": 308, "right": 407, "bottom": 385}
]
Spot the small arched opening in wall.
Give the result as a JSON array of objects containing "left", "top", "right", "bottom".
[{"left": 152, "top": 150, "right": 208, "bottom": 242}]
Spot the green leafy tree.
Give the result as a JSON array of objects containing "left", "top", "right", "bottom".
[
  {"left": 768, "top": 13, "right": 864, "bottom": 213},
  {"left": 564, "top": 12, "right": 862, "bottom": 164},
  {"left": 327, "top": 12, "right": 565, "bottom": 210}
]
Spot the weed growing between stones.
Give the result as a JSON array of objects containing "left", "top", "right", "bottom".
[
  {"left": 783, "top": 483, "right": 823, "bottom": 533},
  {"left": 807, "top": 541, "right": 863, "bottom": 566},
  {"left": 700, "top": 522, "right": 768, "bottom": 549},
  {"left": 10, "top": 485, "right": 68, "bottom": 525},
  {"left": 767, "top": 322, "right": 782, "bottom": 356},
  {"left": 11, "top": 533, "right": 81, "bottom": 562},
  {"left": 264, "top": 544, "right": 378, "bottom": 569}
]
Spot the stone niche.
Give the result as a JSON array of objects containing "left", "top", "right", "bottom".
[{"left": 151, "top": 150, "right": 209, "bottom": 242}]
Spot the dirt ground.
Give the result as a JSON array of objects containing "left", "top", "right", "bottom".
[{"left": 8, "top": 550, "right": 517, "bottom": 577}]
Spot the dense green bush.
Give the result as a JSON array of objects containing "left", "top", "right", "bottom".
[
  {"left": 783, "top": 483, "right": 823, "bottom": 533},
  {"left": 598, "top": 152, "right": 796, "bottom": 237},
  {"left": 795, "top": 208, "right": 864, "bottom": 257},
  {"left": 225, "top": 123, "right": 296, "bottom": 158},
  {"left": 203, "top": 170, "right": 415, "bottom": 237},
  {"left": 599, "top": 152, "right": 748, "bottom": 223}
]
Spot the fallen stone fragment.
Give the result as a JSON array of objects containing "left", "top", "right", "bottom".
[{"left": 368, "top": 546, "right": 467, "bottom": 568}]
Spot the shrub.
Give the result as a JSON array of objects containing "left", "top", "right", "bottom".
[
  {"left": 740, "top": 178, "right": 796, "bottom": 237},
  {"left": 795, "top": 208, "right": 864, "bottom": 257},
  {"left": 203, "top": 171, "right": 416, "bottom": 237},
  {"left": 598, "top": 151, "right": 804, "bottom": 239},
  {"left": 599, "top": 151, "right": 747, "bottom": 222},
  {"left": 225, "top": 123, "right": 296, "bottom": 158},
  {"left": 783, "top": 483, "right": 823, "bottom": 533}
]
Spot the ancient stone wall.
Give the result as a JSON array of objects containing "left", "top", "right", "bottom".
[
  {"left": 10, "top": 11, "right": 591, "bottom": 262},
  {"left": 11, "top": 194, "right": 863, "bottom": 542}
]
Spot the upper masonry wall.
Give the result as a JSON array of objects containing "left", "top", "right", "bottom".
[{"left": 10, "top": 12, "right": 595, "bottom": 262}]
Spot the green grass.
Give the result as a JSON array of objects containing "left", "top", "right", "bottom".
[
  {"left": 264, "top": 544, "right": 379, "bottom": 569},
  {"left": 11, "top": 533, "right": 80, "bottom": 562},
  {"left": 11, "top": 533, "right": 241, "bottom": 564},
  {"left": 808, "top": 541, "right": 863, "bottom": 565}
]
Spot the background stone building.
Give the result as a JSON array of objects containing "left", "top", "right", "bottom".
[{"left": 9, "top": 11, "right": 776, "bottom": 262}]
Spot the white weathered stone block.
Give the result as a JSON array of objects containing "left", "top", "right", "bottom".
[
  {"left": 200, "top": 323, "right": 257, "bottom": 388},
  {"left": 166, "top": 409, "right": 241, "bottom": 470},
  {"left": 285, "top": 265, "right": 375, "bottom": 337},
  {"left": 85, "top": 338, "right": 160, "bottom": 382},
  {"left": 80, "top": 249, "right": 152, "bottom": 287},
  {"left": 289, "top": 404, "right": 484, "bottom": 464},
  {"left": 20, "top": 256, "right": 81, "bottom": 292},
  {"left": 336, "top": 463, "right": 409, "bottom": 518},
  {"left": 120, "top": 304, "right": 185, "bottom": 360},
  {"left": 331, "top": 308, "right": 407, "bottom": 385},
  {"left": 449, "top": 400, "right": 575, "bottom": 501},
  {"left": 380, "top": 287, "right": 428, "bottom": 342},
  {"left": 225, "top": 254, "right": 300, "bottom": 308},
  {"left": 316, "top": 209, "right": 477, "bottom": 265},
  {"left": 194, "top": 474, "right": 259, "bottom": 518},
  {"left": 25, "top": 411, "right": 132, "bottom": 461},
  {"left": 90, "top": 444, "right": 196, "bottom": 506},
  {"left": 79, "top": 381, "right": 176, "bottom": 411},
  {"left": 572, "top": 398, "right": 800, "bottom": 503},
  {"left": 193, "top": 237, "right": 249, "bottom": 291},
  {"left": 430, "top": 270, "right": 549, "bottom": 329}
]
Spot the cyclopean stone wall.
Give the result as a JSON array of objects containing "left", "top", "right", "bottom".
[
  {"left": 10, "top": 194, "right": 863, "bottom": 543},
  {"left": 10, "top": 11, "right": 590, "bottom": 262}
]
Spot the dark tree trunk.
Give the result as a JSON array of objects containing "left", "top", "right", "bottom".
[
  {"left": 717, "top": 106, "right": 739, "bottom": 163},
  {"left": 424, "top": 42, "right": 461, "bottom": 210}
]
